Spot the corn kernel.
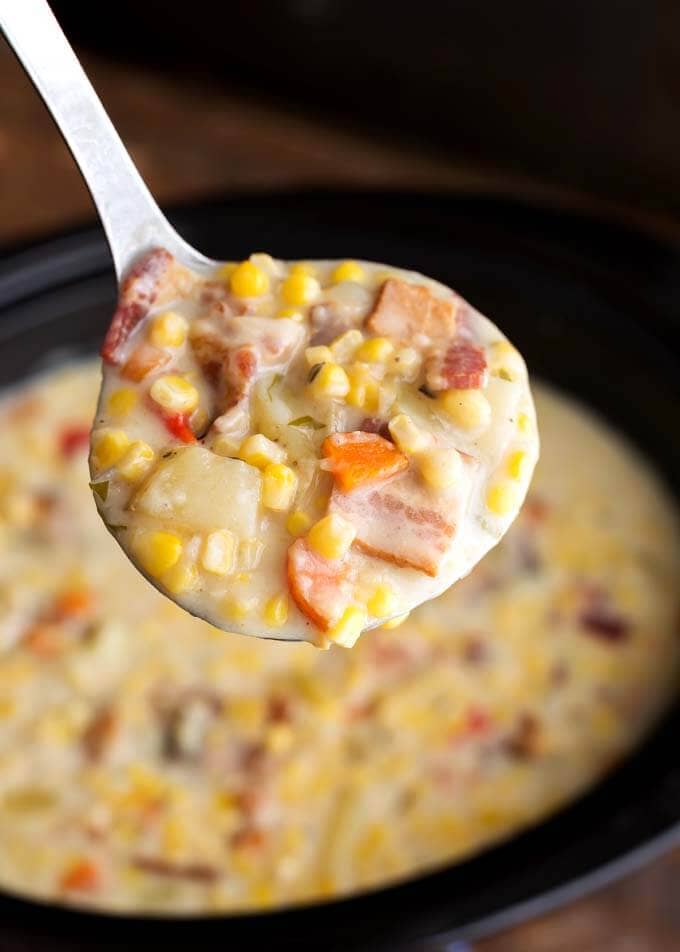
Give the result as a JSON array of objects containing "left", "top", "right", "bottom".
[
  {"left": 331, "top": 260, "right": 366, "bottom": 284},
  {"left": 388, "top": 414, "right": 429, "bottom": 454},
  {"left": 367, "top": 584, "right": 397, "bottom": 618},
  {"left": 517, "top": 412, "right": 532, "bottom": 434},
  {"left": 265, "top": 723, "right": 294, "bottom": 753},
  {"left": 149, "top": 311, "right": 188, "bottom": 348},
  {"left": 439, "top": 388, "right": 491, "bottom": 430},
  {"left": 328, "top": 605, "right": 367, "bottom": 648},
  {"left": 486, "top": 481, "right": 520, "bottom": 516},
  {"left": 91, "top": 428, "right": 130, "bottom": 470},
  {"left": 263, "top": 593, "right": 289, "bottom": 628},
  {"left": 281, "top": 272, "right": 320, "bottom": 307},
  {"left": 506, "top": 449, "right": 529, "bottom": 481},
  {"left": 309, "top": 362, "right": 350, "bottom": 400},
  {"left": 286, "top": 510, "right": 312, "bottom": 537},
  {"left": 381, "top": 612, "right": 410, "bottom": 630},
  {"left": 149, "top": 375, "right": 199, "bottom": 414},
  {"left": 230, "top": 260, "right": 270, "bottom": 298},
  {"left": 308, "top": 513, "right": 356, "bottom": 560},
  {"left": 277, "top": 306, "right": 305, "bottom": 322},
  {"left": 217, "top": 262, "right": 237, "bottom": 282},
  {"left": 330, "top": 329, "right": 364, "bottom": 363},
  {"left": 133, "top": 530, "right": 183, "bottom": 577},
  {"left": 263, "top": 463, "right": 298, "bottom": 511},
  {"left": 238, "top": 433, "right": 285, "bottom": 469},
  {"left": 201, "top": 529, "right": 237, "bottom": 575},
  {"left": 163, "top": 562, "right": 199, "bottom": 595},
  {"left": 222, "top": 594, "right": 257, "bottom": 621},
  {"left": 117, "top": 440, "right": 155, "bottom": 481},
  {"left": 212, "top": 434, "right": 241, "bottom": 457},
  {"left": 290, "top": 261, "right": 318, "bottom": 277},
  {"left": 418, "top": 447, "right": 463, "bottom": 489},
  {"left": 388, "top": 346, "right": 421, "bottom": 380},
  {"left": 489, "top": 340, "right": 525, "bottom": 381},
  {"left": 346, "top": 363, "right": 379, "bottom": 411},
  {"left": 106, "top": 388, "right": 138, "bottom": 417},
  {"left": 162, "top": 814, "right": 187, "bottom": 857},
  {"left": 305, "top": 345, "right": 333, "bottom": 367},
  {"left": 356, "top": 336, "right": 394, "bottom": 363}
]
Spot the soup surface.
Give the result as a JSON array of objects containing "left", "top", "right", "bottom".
[
  {"left": 0, "top": 361, "right": 677, "bottom": 912},
  {"left": 92, "top": 251, "right": 537, "bottom": 644}
]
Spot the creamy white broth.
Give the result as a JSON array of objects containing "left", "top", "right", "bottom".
[
  {"left": 91, "top": 253, "right": 538, "bottom": 644},
  {"left": 0, "top": 361, "right": 677, "bottom": 911}
]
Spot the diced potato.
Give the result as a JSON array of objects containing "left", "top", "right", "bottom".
[{"left": 132, "top": 446, "right": 261, "bottom": 536}]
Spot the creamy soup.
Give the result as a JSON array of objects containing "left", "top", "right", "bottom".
[
  {"left": 0, "top": 361, "right": 677, "bottom": 912},
  {"left": 92, "top": 252, "right": 537, "bottom": 644}
]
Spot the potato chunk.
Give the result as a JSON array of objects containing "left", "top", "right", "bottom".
[{"left": 132, "top": 445, "right": 261, "bottom": 536}]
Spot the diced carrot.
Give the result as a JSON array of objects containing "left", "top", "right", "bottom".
[
  {"left": 287, "top": 538, "right": 354, "bottom": 631},
  {"left": 24, "top": 624, "right": 64, "bottom": 658},
  {"left": 321, "top": 431, "right": 408, "bottom": 492},
  {"left": 59, "top": 424, "right": 91, "bottom": 458},
  {"left": 163, "top": 412, "right": 197, "bottom": 444},
  {"left": 121, "top": 342, "right": 170, "bottom": 382},
  {"left": 53, "top": 588, "right": 95, "bottom": 620},
  {"left": 60, "top": 858, "right": 101, "bottom": 892}
]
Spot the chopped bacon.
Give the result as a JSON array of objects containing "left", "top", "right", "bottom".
[
  {"left": 359, "top": 417, "right": 391, "bottom": 439},
  {"left": 102, "top": 248, "right": 190, "bottom": 365},
  {"left": 287, "top": 538, "right": 355, "bottom": 630},
  {"left": 132, "top": 856, "right": 218, "bottom": 884},
  {"left": 365, "top": 278, "right": 457, "bottom": 344},
  {"left": 322, "top": 431, "right": 408, "bottom": 492},
  {"left": 425, "top": 341, "right": 488, "bottom": 392},
  {"left": 24, "top": 587, "right": 96, "bottom": 657},
  {"left": 329, "top": 470, "right": 457, "bottom": 577},
  {"left": 59, "top": 424, "right": 91, "bottom": 458},
  {"left": 82, "top": 706, "right": 118, "bottom": 761},
  {"left": 121, "top": 342, "right": 170, "bottom": 382},
  {"left": 309, "top": 301, "right": 354, "bottom": 345},
  {"left": 504, "top": 713, "right": 542, "bottom": 760}
]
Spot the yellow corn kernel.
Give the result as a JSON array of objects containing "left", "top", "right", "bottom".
[
  {"left": 212, "top": 433, "right": 241, "bottom": 457},
  {"left": 367, "top": 584, "right": 397, "bottom": 618},
  {"left": 290, "top": 261, "right": 318, "bottom": 277},
  {"left": 305, "top": 345, "right": 333, "bottom": 367},
  {"left": 308, "top": 513, "right": 356, "bottom": 560},
  {"left": 161, "top": 814, "right": 188, "bottom": 858},
  {"left": 357, "top": 336, "right": 394, "bottom": 364},
  {"left": 489, "top": 339, "right": 525, "bottom": 381},
  {"left": 265, "top": 722, "right": 294, "bottom": 753},
  {"left": 439, "top": 388, "right": 492, "bottom": 430},
  {"left": 277, "top": 306, "right": 305, "bottom": 322},
  {"left": 149, "top": 311, "right": 188, "bottom": 348},
  {"left": 149, "top": 375, "right": 199, "bottom": 414},
  {"left": 133, "top": 530, "right": 183, "bottom": 577},
  {"left": 263, "top": 593, "right": 289, "bottom": 628},
  {"left": 263, "top": 463, "right": 298, "bottom": 511},
  {"left": 517, "top": 412, "right": 532, "bottom": 434},
  {"left": 238, "top": 433, "right": 285, "bottom": 469},
  {"left": 91, "top": 428, "right": 130, "bottom": 470},
  {"left": 381, "top": 612, "right": 410, "bottom": 630},
  {"left": 486, "top": 481, "right": 520, "bottom": 516},
  {"left": 222, "top": 594, "right": 257, "bottom": 621},
  {"left": 328, "top": 605, "right": 367, "bottom": 648},
  {"left": 201, "top": 529, "right": 237, "bottom": 575},
  {"left": 506, "top": 449, "right": 529, "bottom": 481},
  {"left": 418, "top": 447, "right": 463, "bottom": 489},
  {"left": 331, "top": 260, "right": 366, "bottom": 284},
  {"left": 117, "top": 440, "right": 155, "bottom": 481},
  {"left": 388, "top": 413, "right": 429, "bottom": 454},
  {"left": 106, "top": 387, "right": 138, "bottom": 417},
  {"left": 346, "top": 363, "right": 379, "bottom": 411},
  {"left": 286, "top": 510, "right": 311, "bottom": 537},
  {"left": 230, "top": 260, "right": 270, "bottom": 298},
  {"left": 281, "top": 272, "right": 320, "bottom": 307},
  {"left": 309, "top": 362, "right": 350, "bottom": 400},
  {"left": 388, "top": 346, "right": 421, "bottom": 380},
  {"left": 217, "top": 262, "right": 237, "bottom": 282},
  {"left": 330, "top": 328, "right": 364, "bottom": 363},
  {"left": 163, "top": 562, "right": 199, "bottom": 595}
]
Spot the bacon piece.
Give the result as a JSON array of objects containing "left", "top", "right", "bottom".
[
  {"left": 365, "top": 278, "right": 456, "bottom": 345},
  {"left": 101, "top": 248, "right": 191, "bottom": 365},
  {"left": 309, "top": 301, "right": 354, "bottom": 345},
  {"left": 82, "top": 706, "right": 118, "bottom": 761},
  {"left": 59, "top": 424, "right": 91, "bottom": 458},
  {"left": 329, "top": 469, "right": 457, "bottom": 577},
  {"left": 132, "top": 856, "right": 218, "bottom": 884},
  {"left": 121, "top": 342, "right": 171, "bottom": 382},
  {"left": 322, "top": 431, "right": 408, "bottom": 492},
  {"left": 359, "top": 417, "right": 391, "bottom": 439},
  {"left": 425, "top": 341, "right": 488, "bottom": 392},
  {"left": 287, "top": 538, "right": 355, "bottom": 630}
]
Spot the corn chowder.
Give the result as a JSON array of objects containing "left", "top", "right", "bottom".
[
  {"left": 91, "top": 252, "right": 538, "bottom": 645},
  {"left": 1, "top": 360, "right": 679, "bottom": 912}
]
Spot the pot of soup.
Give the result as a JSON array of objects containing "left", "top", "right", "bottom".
[{"left": 0, "top": 192, "right": 678, "bottom": 951}]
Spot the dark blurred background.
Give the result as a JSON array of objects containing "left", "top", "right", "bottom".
[{"left": 2, "top": 2, "right": 680, "bottom": 949}]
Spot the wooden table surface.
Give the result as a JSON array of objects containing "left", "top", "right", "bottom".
[{"left": 0, "top": 39, "right": 678, "bottom": 952}]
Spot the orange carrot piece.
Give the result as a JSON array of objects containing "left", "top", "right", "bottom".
[
  {"left": 24, "top": 624, "right": 64, "bottom": 658},
  {"left": 321, "top": 431, "right": 408, "bottom": 492},
  {"left": 53, "top": 588, "right": 95, "bottom": 620},
  {"left": 60, "top": 858, "right": 101, "bottom": 892}
]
